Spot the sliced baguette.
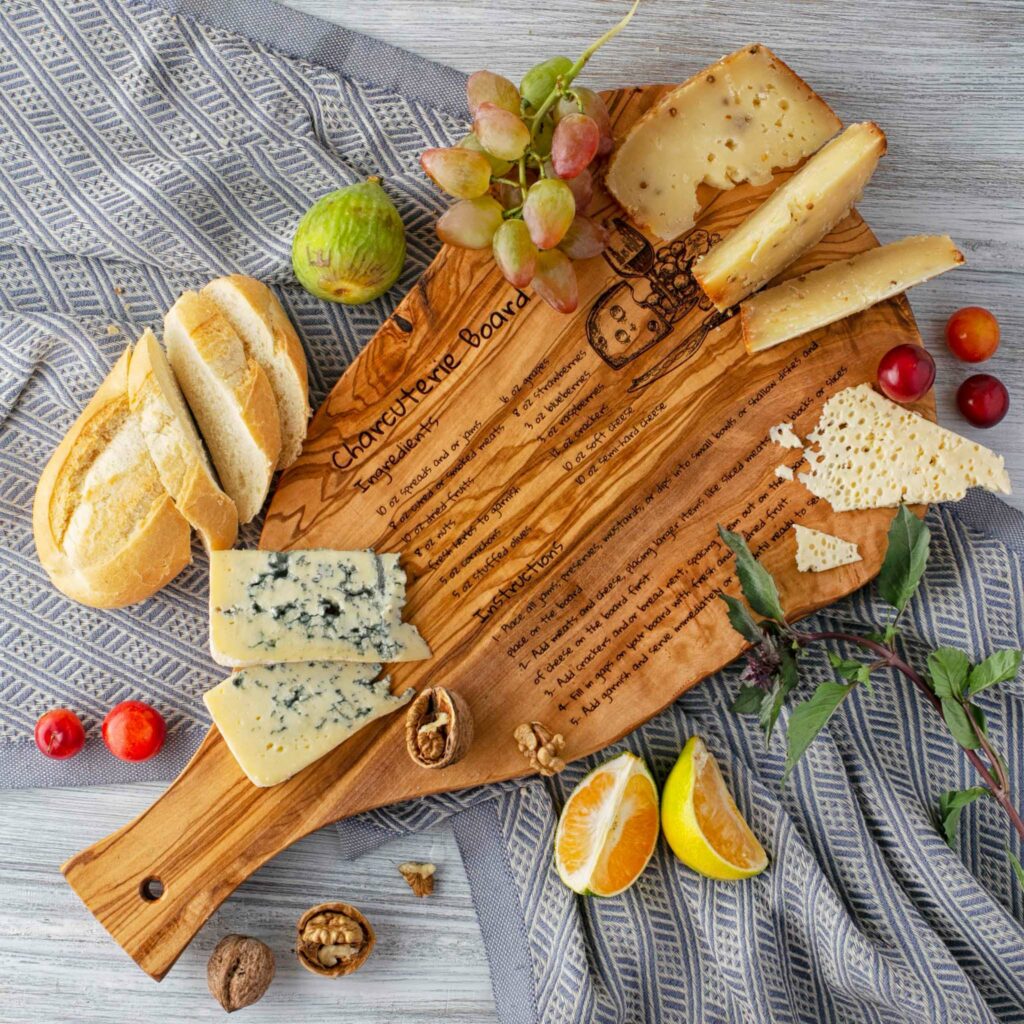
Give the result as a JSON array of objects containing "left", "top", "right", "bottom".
[
  {"left": 165, "top": 292, "right": 282, "bottom": 524},
  {"left": 128, "top": 329, "right": 238, "bottom": 551},
  {"left": 33, "top": 346, "right": 192, "bottom": 608},
  {"left": 202, "top": 275, "right": 310, "bottom": 469}
]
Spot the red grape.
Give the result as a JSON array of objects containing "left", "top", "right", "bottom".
[
  {"left": 545, "top": 161, "right": 593, "bottom": 213},
  {"left": 558, "top": 215, "right": 608, "bottom": 260},
  {"left": 420, "top": 147, "right": 491, "bottom": 199},
  {"left": 957, "top": 373, "right": 1009, "bottom": 428},
  {"left": 520, "top": 56, "right": 573, "bottom": 111},
  {"left": 946, "top": 306, "right": 1000, "bottom": 363},
  {"left": 492, "top": 219, "right": 538, "bottom": 287},
  {"left": 877, "top": 343, "right": 936, "bottom": 403},
  {"left": 523, "top": 178, "right": 576, "bottom": 249},
  {"left": 437, "top": 196, "right": 504, "bottom": 249},
  {"left": 556, "top": 87, "right": 614, "bottom": 155},
  {"left": 551, "top": 113, "right": 600, "bottom": 179},
  {"left": 473, "top": 103, "right": 530, "bottom": 161},
  {"left": 533, "top": 250, "right": 579, "bottom": 313},
  {"left": 467, "top": 70, "right": 520, "bottom": 116},
  {"left": 102, "top": 700, "right": 166, "bottom": 762},
  {"left": 34, "top": 708, "right": 85, "bottom": 759},
  {"left": 458, "top": 132, "right": 512, "bottom": 177}
]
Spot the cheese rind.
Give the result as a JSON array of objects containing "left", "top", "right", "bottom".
[
  {"left": 741, "top": 235, "right": 964, "bottom": 352},
  {"left": 209, "top": 549, "right": 431, "bottom": 667},
  {"left": 204, "top": 662, "right": 412, "bottom": 787},
  {"left": 694, "top": 122, "right": 886, "bottom": 310},
  {"left": 793, "top": 525, "right": 861, "bottom": 572},
  {"left": 606, "top": 44, "right": 841, "bottom": 241},
  {"left": 799, "top": 384, "right": 1011, "bottom": 511}
]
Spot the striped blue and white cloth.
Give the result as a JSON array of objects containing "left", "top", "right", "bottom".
[{"left": 2, "top": 3, "right": 1023, "bottom": 1021}]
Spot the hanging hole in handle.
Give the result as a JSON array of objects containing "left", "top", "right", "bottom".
[{"left": 139, "top": 877, "right": 164, "bottom": 902}]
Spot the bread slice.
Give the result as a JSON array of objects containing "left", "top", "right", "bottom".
[
  {"left": 164, "top": 292, "right": 282, "bottom": 524},
  {"left": 128, "top": 329, "right": 238, "bottom": 551},
  {"left": 33, "top": 346, "right": 192, "bottom": 608},
  {"left": 202, "top": 275, "right": 310, "bottom": 469}
]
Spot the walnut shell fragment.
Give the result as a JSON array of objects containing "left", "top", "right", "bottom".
[
  {"left": 296, "top": 902, "right": 375, "bottom": 977},
  {"left": 398, "top": 861, "right": 436, "bottom": 897},
  {"left": 514, "top": 721, "right": 566, "bottom": 777},
  {"left": 207, "top": 934, "right": 275, "bottom": 1013},
  {"left": 405, "top": 686, "right": 473, "bottom": 769}
]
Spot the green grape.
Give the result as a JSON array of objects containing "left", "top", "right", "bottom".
[
  {"left": 492, "top": 219, "right": 538, "bottom": 288},
  {"left": 436, "top": 196, "right": 504, "bottom": 249},
  {"left": 467, "top": 70, "right": 520, "bottom": 116},
  {"left": 543, "top": 160, "right": 593, "bottom": 213},
  {"left": 532, "top": 114, "right": 554, "bottom": 158},
  {"left": 533, "top": 249, "right": 579, "bottom": 313},
  {"left": 473, "top": 103, "right": 531, "bottom": 161},
  {"left": 523, "top": 178, "right": 575, "bottom": 249},
  {"left": 558, "top": 215, "right": 607, "bottom": 260},
  {"left": 458, "top": 133, "right": 512, "bottom": 177},
  {"left": 420, "top": 147, "right": 492, "bottom": 199},
  {"left": 520, "top": 56, "right": 573, "bottom": 112}
]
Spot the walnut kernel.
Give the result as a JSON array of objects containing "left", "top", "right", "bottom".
[
  {"left": 296, "top": 902, "right": 374, "bottom": 977},
  {"left": 514, "top": 722, "right": 566, "bottom": 776},
  {"left": 398, "top": 861, "right": 436, "bottom": 897},
  {"left": 207, "top": 934, "right": 275, "bottom": 1013}
]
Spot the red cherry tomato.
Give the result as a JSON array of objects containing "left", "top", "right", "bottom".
[
  {"left": 34, "top": 708, "right": 86, "bottom": 759},
  {"left": 102, "top": 700, "right": 166, "bottom": 762},
  {"left": 957, "top": 373, "right": 1009, "bottom": 428},
  {"left": 946, "top": 306, "right": 1000, "bottom": 363},
  {"left": 877, "top": 343, "right": 936, "bottom": 403}
]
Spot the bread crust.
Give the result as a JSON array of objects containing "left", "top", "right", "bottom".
[
  {"left": 33, "top": 347, "right": 192, "bottom": 608},
  {"left": 128, "top": 330, "right": 238, "bottom": 551}
]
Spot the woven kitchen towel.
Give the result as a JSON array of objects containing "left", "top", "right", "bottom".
[{"left": 0, "top": 0, "right": 467, "bottom": 787}]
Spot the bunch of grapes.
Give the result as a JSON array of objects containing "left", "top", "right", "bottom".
[{"left": 418, "top": 3, "right": 639, "bottom": 314}]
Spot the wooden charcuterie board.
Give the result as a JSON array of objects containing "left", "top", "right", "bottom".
[{"left": 62, "top": 84, "right": 933, "bottom": 980}]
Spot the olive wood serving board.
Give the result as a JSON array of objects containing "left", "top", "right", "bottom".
[{"left": 63, "top": 84, "right": 933, "bottom": 980}]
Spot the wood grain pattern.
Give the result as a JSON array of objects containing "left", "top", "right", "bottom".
[{"left": 63, "top": 82, "right": 934, "bottom": 980}]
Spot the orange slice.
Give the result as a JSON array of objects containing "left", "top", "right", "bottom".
[
  {"left": 555, "top": 751, "right": 659, "bottom": 896},
  {"left": 660, "top": 736, "right": 767, "bottom": 880}
]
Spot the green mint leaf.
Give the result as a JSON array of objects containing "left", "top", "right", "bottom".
[
  {"left": 941, "top": 697, "right": 982, "bottom": 749},
  {"left": 783, "top": 682, "right": 854, "bottom": 782},
  {"left": 937, "top": 787, "right": 987, "bottom": 846},
  {"left": 719, "top": 593, "right": 764, "bottom": 645},
  {"left": 759, "top": 645, "right": 799, "bottom": 743},
  {"left": 878, "top": 506, "right": 930, "bottom": 613},
  {"left": 1009, "top": 849, "right": 1024, "bottom": 891},
  {"left": 968, "top": 649, "right": 1023, "bottom": 696},
  {"left": 927, "top": 648, "right": 971, "bottom": 699},
  {"left": 828, "top": 652, "right": 872, "bottom": 686},
  {"left": 970, "top": 703, "right": 987, "bottom": 737},
  {"left": 730, "top": 685, "right": 765, "bottom": 714},
  {"left": 718, "top": 525, "right": 786, "bottom": 623}
]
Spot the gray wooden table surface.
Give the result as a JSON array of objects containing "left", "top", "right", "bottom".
[{"left": 2, "top": 2, "right": 1021, "bottom": 1022}]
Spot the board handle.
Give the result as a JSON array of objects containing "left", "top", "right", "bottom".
[{"left": 62, "top": 730, "right": 307, "bottom": 980}]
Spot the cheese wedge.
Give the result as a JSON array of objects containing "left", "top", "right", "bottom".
[
  {"left": 741, "top": 235, "right": 964, "bottom": 353},
  {"left": 769, "top": 422, "right": 802, "bottom": 449},
  {"left": 793, "top": 525, "right": 860, "bottom": 572},
  {"left": 204, "top": 662, "right": 412, "bottom": 787},
  {"left": 606, "top": 44, "right": 841, "bottom": 240},
  {"left": 799, "top": 384, "right": 1011, "bottom": 511},
  {"left": 694, "top": 122, "right": 887, "bottom": 310}
]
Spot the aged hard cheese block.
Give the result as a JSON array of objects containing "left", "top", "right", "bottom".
[
  {"left": 209, "top": 549, "right": 431, "bottom": 667},
  {"left": 741, "top": 234, "right": 964, "bottom": 352},
  {"left": 204, "top": 663, "right": 412, "bottom": 787},
  {"left": 793, "top": 525, "right": 861, "bottom": 572},
  {"left": 800, "top": 384, "right": 1011, "bottom": 511},
  {"left": 694, "top": 122, "right": 887, "bottom": 310},
  {"left": 606, "top": 44, "right": 841, "bottom": 240}
]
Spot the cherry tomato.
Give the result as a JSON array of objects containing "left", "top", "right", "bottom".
[
  {"left": 946, "top": 306, "right": 1000, "bottom": 363},
  {"left": 34, "top": 708, "right": 86, "bottom": 759},
  {"left": 877, "top": 343, "right": 936, "bottom": 403},
  {"left": 957, "top": 373, "right": 1009, "bottom": 428},
  {"left": 102, "top": 700, "right": 166, "bottom": 762}
]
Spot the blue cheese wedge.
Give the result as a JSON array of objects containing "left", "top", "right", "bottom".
[
  {"left": 793, "top": 525, "right": 861, "bottom": 572},
  {"left": 204, "top": 662, "right": 412, "bottom": 787},
  {"left": 209, "top": 549, "right": 431, "bottom": 667}
]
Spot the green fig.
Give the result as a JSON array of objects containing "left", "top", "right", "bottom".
[{"left": 292, "top": 177, "right": 406, "bottom": 305}]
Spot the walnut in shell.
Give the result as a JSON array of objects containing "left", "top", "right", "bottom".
[
  {"left": 207, "top": 934, "right": 275, "bottom": 1013},
  {"left": 296, "top": 902, "right": 374, "bottom": 977},
  {"left": 405, "top": 686, "right": 473, "bottom": 769}
]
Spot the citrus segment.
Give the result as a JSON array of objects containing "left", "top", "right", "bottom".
[
  {"left": 555, "top": 752, "right": 659, "bottom": 897},
  {"left": 661, "top": 736, "right": 767, "bottom": 880}
]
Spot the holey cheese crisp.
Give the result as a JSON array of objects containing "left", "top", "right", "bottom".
[{"left": 799, "top": 385, "right": 1011, "bottom": 511}]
